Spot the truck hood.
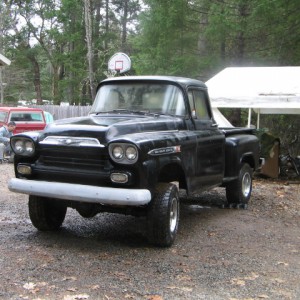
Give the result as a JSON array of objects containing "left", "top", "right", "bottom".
[{"left": 40, "top": 114, "right": 185, "bottom": 143}]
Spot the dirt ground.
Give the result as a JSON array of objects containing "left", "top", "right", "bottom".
[{"left": 0, "top": 163, "right": 299, "bottom": 300}]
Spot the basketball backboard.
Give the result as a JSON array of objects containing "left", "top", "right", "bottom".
[{"left": 108, "top": 52, "right": 131, "bottom": 74}]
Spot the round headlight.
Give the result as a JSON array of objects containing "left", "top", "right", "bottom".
[
  {"left": 112, "top": 145, "right": 124, "bottom": 159},
  {"left": 25, "top": 140, "right": 34, "bottom": 154},
  {"left": 14, "top": 140, "right": 25, "bottom": 154},
  {"left": 125, "top": 146, "right": 137, "bottom": 160},
  {"left": 109, "top": 143, "right": 138, "bottom": 164},
  {"left": 11, "top": 138, "right": 35, "bottom": 156}
]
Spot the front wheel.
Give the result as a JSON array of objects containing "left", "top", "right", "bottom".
[
  {"left": 226, "top": 163, "right": 253, "bottom": 206},
  {"left": 29, "top": 195, "right": 67, "bottom": 231},
  {"left": 147, "top": 183, "right": 180, "bottom": 247}
]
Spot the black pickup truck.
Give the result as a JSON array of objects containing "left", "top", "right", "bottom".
[{"left": 8, "top": 76, "right": 259, "bottom": 247}]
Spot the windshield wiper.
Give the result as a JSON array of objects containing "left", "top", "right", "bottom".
[
  {"left": 93, "top": 110, "right": 136, "bottom": 115},
  {"left": 94, "top": 109, "right": 162, "bottom": 117},
  {"left": 112, "top": 109, "right": 150, "bottom": 114}
]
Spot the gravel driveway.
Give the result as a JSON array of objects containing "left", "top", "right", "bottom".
[{"left": 0, "top": 163, "right": 299, "bottom": 300}]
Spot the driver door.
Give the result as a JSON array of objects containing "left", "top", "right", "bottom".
[{"left": 188, "top": 88, "right": 225, "bottom": 190}]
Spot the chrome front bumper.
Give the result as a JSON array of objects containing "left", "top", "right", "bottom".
[{"left": 8, "top": 178, "right": 152, "bottom": 206}]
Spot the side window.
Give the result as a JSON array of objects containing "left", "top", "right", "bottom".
[
  {"left": 10, "top": 113, "right": 22, "bottom": 121},
  {"left": 30, "top": 113, "right": 43, "bottom": 121},
  {"left": 189, "top": 89, "right": 210, "bottom": 120},
  {"left": 10, "top": 112, "right": 43, "bottom": 122},
  {"left": 0, "top": 112, "right": 7, "bottom": 122},
  {"left": 188, "top": 91, "right": 196, "bottom": 117}
]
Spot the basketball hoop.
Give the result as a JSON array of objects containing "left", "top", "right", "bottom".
[
  {"left": 115, "top": 61, "right": 124, "bottom": 71},
  {"left": 108, "top": 53, "right": 131, "bottom": 74}
]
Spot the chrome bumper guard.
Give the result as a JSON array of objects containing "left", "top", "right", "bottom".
[{"left": 8, "top": 178, "right": 152, "bottom": 206}]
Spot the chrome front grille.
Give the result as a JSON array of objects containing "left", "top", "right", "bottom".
[
  {"left": 37, "top": 145, "right": 110, "bottom": 172},
  {"left": 33, "top": 146, "right": 112, "bottom": 185},
  {"left": 39, "top": 155, "right": 107, "bottom": 170}
]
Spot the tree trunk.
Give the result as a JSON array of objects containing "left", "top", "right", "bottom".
[
  {"left": 27, "top": 51, "right": 42, "bottom": 104},
  {"left": 236, "top": 2, "right": 248, "bottom": 64},
  {"left": 121, "top": 0, "right": 128, "bottom": 52},
  {"left": 84, "top": 0, "right": 95, "bottom": 99},
  {"left": 105, "top": 0, "right": 109, "bottom": 51}
]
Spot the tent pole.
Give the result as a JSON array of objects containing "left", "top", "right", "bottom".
[
  {"left": 0, "top": 67, "right": 3, "bottom": 104},
  {"left": 247, "top": 108, "right": 252, "bottom": 128},
  {"left": 257, "top": 109, "right": 260, "bottom": 129}
]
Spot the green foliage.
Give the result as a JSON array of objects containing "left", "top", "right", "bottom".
[
  {"left": 2, "top": 0, "right": 141, "bottom": 104},
  {"left": 3, "top": 0, "right": 299, "bottom": 99},
  {"left": 131, "top": 0, "right": 202, "bottom": 76},
  {"left": 260, "top": 115, "right": 300, "bottom": 155},
  {"left": 1, "top": 0, "right": 300, "bottom": 150}
]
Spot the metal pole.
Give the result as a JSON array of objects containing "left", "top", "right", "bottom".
[
  {"left": 0, "top": 67, "right": 3, "bottom": 104},
  {"left": 247, "top": 108, "right": 252, "bottom": 128}
]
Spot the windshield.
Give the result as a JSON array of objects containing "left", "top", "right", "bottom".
[{"left": 90, "top": 83, "right": 186, "bottom": 116}]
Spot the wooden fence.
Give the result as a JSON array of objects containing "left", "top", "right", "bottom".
[{"left": 32, "top": 105, "right": 92, "bottom": 120}]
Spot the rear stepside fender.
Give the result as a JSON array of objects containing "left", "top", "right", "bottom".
[{"left": 224, "top": 134, "right": 259, "bottom": 180}]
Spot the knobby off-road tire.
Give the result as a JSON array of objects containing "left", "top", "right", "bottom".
[
  {"left": 29, "top": 195, "right": 67, "bottom": 231},
  {"left": 226, "top": 163, "right": 253, "bottom": 206},
  {"left": 147, "top": 183, "right": 180, "bottom": 247}
]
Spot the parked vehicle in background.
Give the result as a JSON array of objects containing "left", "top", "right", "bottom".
[
  {"left": 44, "top": 111, "right": 54, "bottom": 124},
  {"left": 0, "top": 107, "right": 48, "bottom": 134}
]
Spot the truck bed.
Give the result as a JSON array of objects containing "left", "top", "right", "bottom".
[{"left": 220, "top": 127, "right": 256, "bottom": 137}]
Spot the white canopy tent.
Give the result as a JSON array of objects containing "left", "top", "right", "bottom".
[
  {"left": 0, "top": 53, "right": 11, "bottom": 104},
  {"left": 0, "top": 53, "right": 11, "bottom": 67},
  {"left": 212, "top": 107, "right": 233, "bottom": 127},
  {"left": 206, "top": 67, "right": 300, "bottom": 128}
]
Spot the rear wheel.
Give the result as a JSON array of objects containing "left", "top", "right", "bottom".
[
  {"left": 29, "top": 195, "right": 67, "bottom": 231},
  {"left": 226, "top": 163, "right": 253, "bottom": 206},
  {"left": 147, "top": 183, "right": 180, "bottom": 247}
]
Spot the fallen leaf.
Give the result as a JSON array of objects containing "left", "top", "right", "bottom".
[
  {"left": 273, "top": 278, "right": 285, "bottom": 283},
  {"left": 176, "top": 275, "right": 192, "bottom": 281},
  {"left": 166, "top": 286, "right": 177, "bottom": 290},
  {"left": 276, "top": 262, "right": 289, "bottom": 266},
  {"left": 258, "top": 295, "right": 269, "bottom": 299},
  {"left": 63, "top": 294, "right": 89, "bottom": 300},
  {"left": 23, "top": 282, "right": 36, "bottom": 290},
  {"left": 165, "top": 286, "right": 192, "bottom": 292},
  {"left": 230, "top": 278, "right": 246, "bottom": 286},
  {"left": 207, "top": 231, "right": 217, "bottom": 237},
  {"left": 75, "top": 294, "right": 89, "bottom": 299},
  {"left": 114, "top": 271, "right": 127, "bottom": 278},
  {"left": 180, "top": 287, "right": 193, "bottom": 292},
  {"left": 90, "top": 285, "right": 100, "bottom": 290},
  {"left": 62, "top": 276, "right": 77, "bottom": 281},
  {"left": 146, "top": 295, "right": 163, "bottom": 300},
  {"left": 244, "top": 272, "right": 259, "bottom": 280}
]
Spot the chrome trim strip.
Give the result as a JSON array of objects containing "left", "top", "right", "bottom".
[{"left": 148, "top": 145, "right": 181, "bottom": 156}]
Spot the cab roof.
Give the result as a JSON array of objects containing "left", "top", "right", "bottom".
[
  {"left": 99, "top": 75, "right": 207, "bottom": 90},
  {"left": 0, "top": 107, "right": 44, "bottom": 112}
]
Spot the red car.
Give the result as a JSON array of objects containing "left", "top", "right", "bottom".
[{"left": 0, "top": 107, "right": 47, "bottom": 134}]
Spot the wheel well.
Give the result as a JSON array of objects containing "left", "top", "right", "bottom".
[
  {"left": 241, "top": 155, "right": 255, "bottom": 169},
  {"left": 158, "top": 163, "right": 187, "bottom": 189}
]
